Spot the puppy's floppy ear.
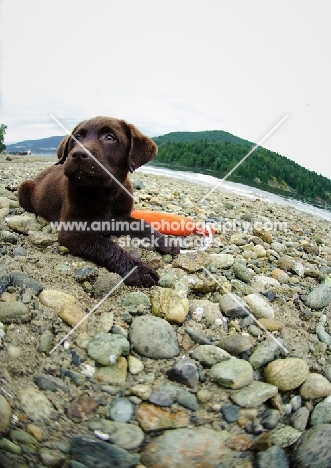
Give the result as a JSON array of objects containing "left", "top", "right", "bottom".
[
  {"left": 126, "top": 123, "right": 158, "bottom": 172},
  {"left": 55, "top": 135, "right": 71, "bottom": 165},
  {"left": 55, "top": 121, "right": 84, "bottom": 165}
]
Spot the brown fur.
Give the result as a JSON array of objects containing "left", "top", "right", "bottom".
[{"left": 18, "top": 116, "right": 179, "bottom": 287}]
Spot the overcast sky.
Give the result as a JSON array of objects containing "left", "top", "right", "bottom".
[{"left": 1, "top": 0, "right": 331, "bottom": 179}]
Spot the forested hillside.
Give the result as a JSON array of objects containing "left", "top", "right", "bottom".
[
  {"left": 152, "top": 134, "right": 331, "bottom": 202},
  {"left": 153, "top": 130, "right": 251, "bottom": 146}
]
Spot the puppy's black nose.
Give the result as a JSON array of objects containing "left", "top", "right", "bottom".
[{"left": 71, "top": 149, "right": 89, "bottom": 161}]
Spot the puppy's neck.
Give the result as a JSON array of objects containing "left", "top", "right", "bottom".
[{"left": 67, "top": 179, "right": 118, "bottom": 207}]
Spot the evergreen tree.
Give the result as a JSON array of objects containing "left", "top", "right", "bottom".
[{"left": 0, "top": 124, "right": 7, "bottom": 153}]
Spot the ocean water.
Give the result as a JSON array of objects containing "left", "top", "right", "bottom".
[{"left": 138, "top": 164, "right": 331, "bottom": 223}]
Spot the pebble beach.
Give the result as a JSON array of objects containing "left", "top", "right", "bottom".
[{"left": 1, "top": 154, "right": 331, "bottom": 468}]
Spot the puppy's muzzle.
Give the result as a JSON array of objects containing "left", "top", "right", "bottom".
[{"left": 70, "top": 149, "right": 90, "bottom": 162}]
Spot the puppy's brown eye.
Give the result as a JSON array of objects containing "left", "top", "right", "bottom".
[
  {"left": 74, "top": 133, "right": 81, "bottom": 141},
  {"left": 105, "top": 134, "right": 116, "bottom": 141}
]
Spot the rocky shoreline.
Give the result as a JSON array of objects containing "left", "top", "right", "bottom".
[{"left": 0, "top": 155, "right": 331, "bottom": 468}]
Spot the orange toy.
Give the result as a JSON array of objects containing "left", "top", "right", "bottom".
[{"left": 131, "top": 210, "right": 214, "bottom": 236}]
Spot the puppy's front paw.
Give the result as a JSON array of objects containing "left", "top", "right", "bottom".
[
  {"left": 124, "top": 263, "right": 159, "bottom": 288},
  {"left": 156, "top": 236, "right": 180, "bottom": 256}
]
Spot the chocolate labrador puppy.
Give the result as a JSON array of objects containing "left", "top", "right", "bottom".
[{"left": 18, "top": 116, "right": 180, "bottom": 287}]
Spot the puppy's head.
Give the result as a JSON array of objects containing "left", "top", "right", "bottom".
[{"left": 56, "top": 116, "right": 157, "bottom": 187}]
